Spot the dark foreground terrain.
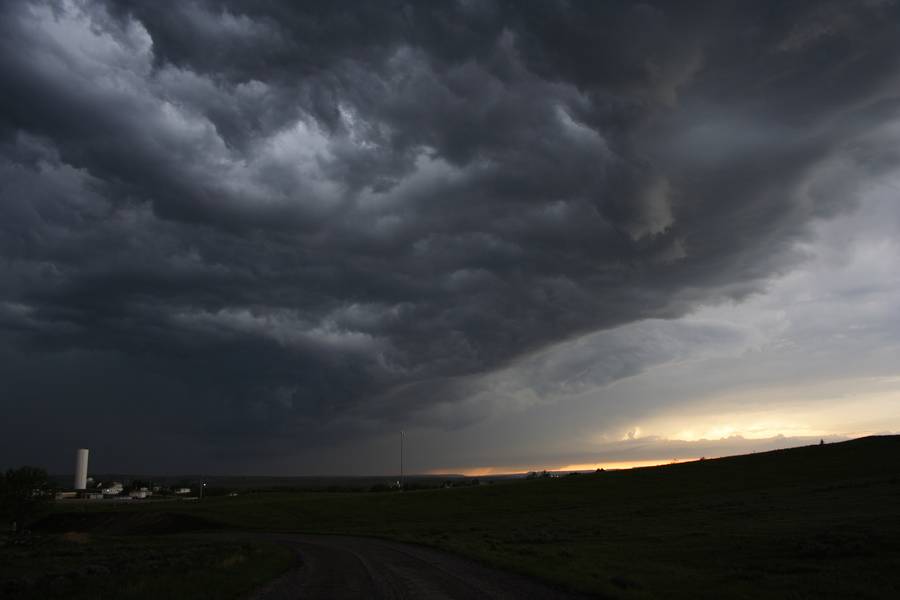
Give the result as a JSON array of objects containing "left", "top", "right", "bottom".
[
  {"left": 244, "top": 533, "right": 581, "bottom": 599},
  {"left": 0, "top": 532, "right": 294, "bottom": 599},
  {"left": 7, "top": 435, "right": 900, "bottom": 598}
]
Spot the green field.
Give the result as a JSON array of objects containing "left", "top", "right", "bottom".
[
  {"left": 0, "top": 533, "right": 293, "bottom": 599},
  {"left": 18, "top": 436, "right": 900, "bottom": 598}
]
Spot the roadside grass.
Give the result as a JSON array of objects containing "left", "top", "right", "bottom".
[
  {"left": 0, "top": 533, "right": 294, "bottom": 600},
  {"left": 32, "top": 435, "right": 900, "bottom": 598}
]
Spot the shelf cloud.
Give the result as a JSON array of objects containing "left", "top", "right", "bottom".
[{"left": 2, "top": 0, "right": 900, "bottom": 473}]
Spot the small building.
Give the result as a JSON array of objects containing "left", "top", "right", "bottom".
[
  {"left": 174, "top": 487, "right": 192, "bottom": 495},
  {"left": 102, "top": 482, "right": 124, "bottom": 496}
]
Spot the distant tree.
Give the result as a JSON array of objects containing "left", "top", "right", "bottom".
[{"left": 0, "top": 466, "right": 52, "bottom": 533}]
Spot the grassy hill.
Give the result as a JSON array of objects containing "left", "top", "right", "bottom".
[{"left": 36, "top": 436, "right": 900, "bottom": 598}]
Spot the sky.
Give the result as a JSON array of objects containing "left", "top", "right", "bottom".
[{"left": 2, "top": 0, "right": 900, "bottom": 476}]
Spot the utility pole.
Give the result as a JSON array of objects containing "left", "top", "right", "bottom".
[{"left": 400, "top": 430, "right": 404, "bottom": 490}]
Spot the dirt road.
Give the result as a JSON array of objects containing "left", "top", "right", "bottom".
[{"left": 246, "top": 533, "right": 584, "bottom": 599}]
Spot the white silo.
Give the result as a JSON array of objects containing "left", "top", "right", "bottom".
[{"left": 74, "top": 448, "right": 89, "bottom": 490}]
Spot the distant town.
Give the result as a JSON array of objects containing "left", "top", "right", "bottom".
[
  {"left": 51, "top": 448, "right": 506, "bottom": 503},
  {"left": 55, "top": 480, "right": 217, "bottom": 502},
  {"left": 54, "top": 448, "right": 223, "bottom": 502}
]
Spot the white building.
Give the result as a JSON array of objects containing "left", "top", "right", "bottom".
[{"left": 102, "top": 482, "right": 124, "bottom": 496}]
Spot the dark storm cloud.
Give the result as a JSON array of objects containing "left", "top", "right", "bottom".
[{"left": 2, "top": 0, "right": 900, "bottom": 470}]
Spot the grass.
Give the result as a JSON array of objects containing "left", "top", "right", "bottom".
[
  {"left": 26, "top": 435, "right": 900, "bottom": 598},
  {"left": 0, "top": 533, "right": 294, "bottom": 599}
]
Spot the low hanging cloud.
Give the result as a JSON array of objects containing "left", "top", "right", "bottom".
[{"left": 2, "top": 0, "right": 900, "bottom": 471}]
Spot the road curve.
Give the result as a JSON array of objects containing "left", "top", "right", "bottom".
[{"left": 245, "top": 533, "right": 585, "bottom": 600}]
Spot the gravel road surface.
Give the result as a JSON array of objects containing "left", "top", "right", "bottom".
[{"left": 246, "top": 533, "right": 584, "bottom": 599}]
